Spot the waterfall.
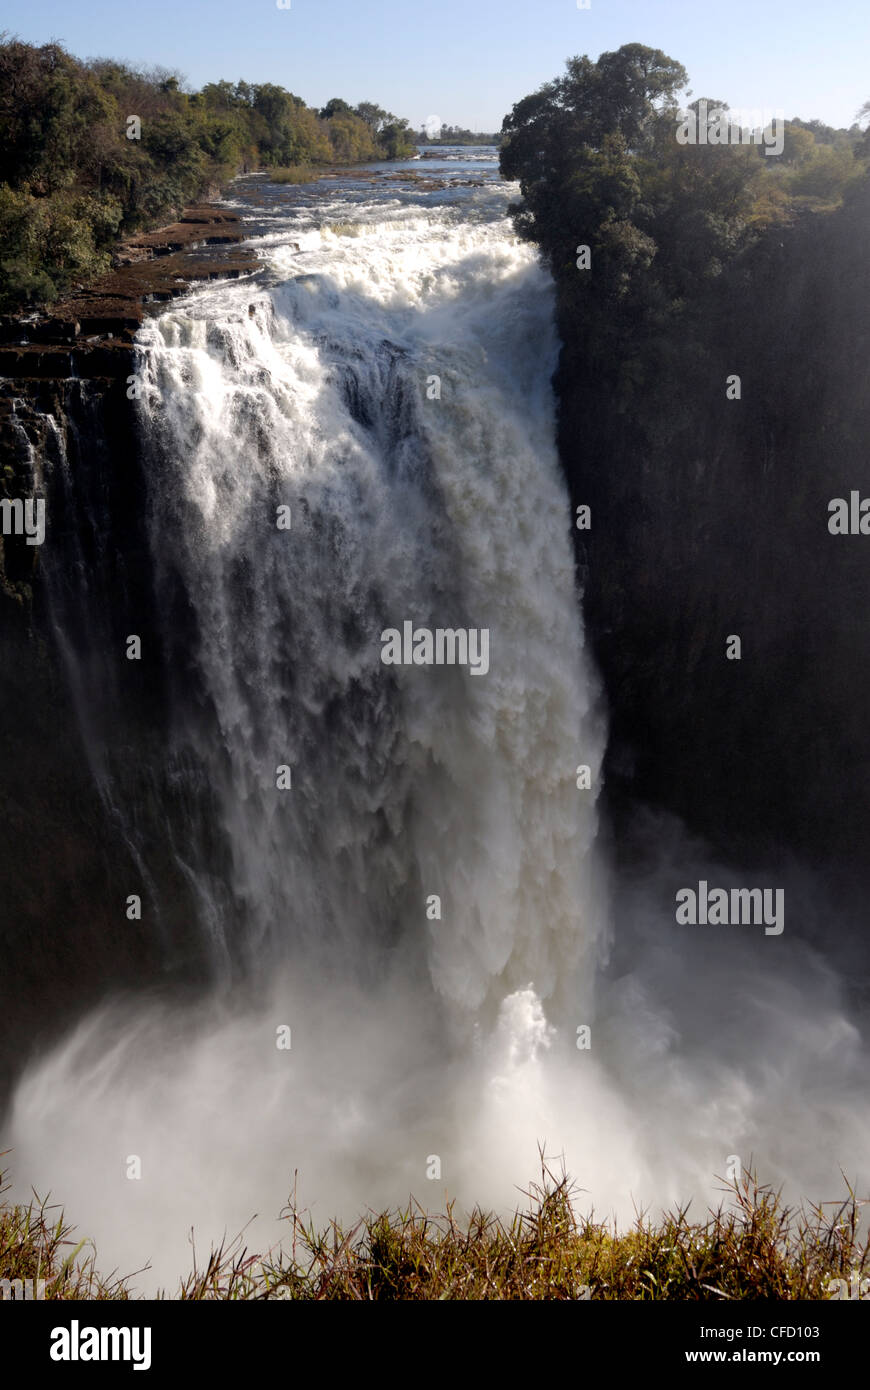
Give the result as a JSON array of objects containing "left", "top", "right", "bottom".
[{"left": 134, "top": 202, "right": 607, "bottom": 1016}]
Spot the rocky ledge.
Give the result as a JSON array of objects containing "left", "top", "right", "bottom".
[{"left": 0, "top": 206, "right": 258, "bottom": 381}]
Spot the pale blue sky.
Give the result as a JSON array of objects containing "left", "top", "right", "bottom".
[{"left": 2, "top": 0, "right": 867, "bottom": 132}]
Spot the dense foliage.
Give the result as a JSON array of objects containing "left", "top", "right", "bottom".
[
  {"left": 500, "top": 43, "right": 868, "bottom": 376},
  {"left": 0, "top": 37, "right": 416, "bottom": 311}
]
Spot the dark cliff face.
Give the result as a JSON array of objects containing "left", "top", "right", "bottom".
[
  {"left": 558, "top": 179, "right": 870, "bottom": 874},
  {"left": 0, "top": 376, "right": 209, "bottom": 1100},
  {"left": 0, "top": 212, "right": 258, "bottom": 1095}
]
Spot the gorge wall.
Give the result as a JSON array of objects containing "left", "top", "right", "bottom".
[
  {"left": 0, "top": 373, "right": 213, "bottom": 1102},
  {"left": 556, "top": 176, "right": 870, "bottom": 879},
  {"left": 0, "top": 211, "right": 255, "bottom": 1096}
]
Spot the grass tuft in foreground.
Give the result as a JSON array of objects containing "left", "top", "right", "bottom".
[
  {"left": 2, "top": 1155, "right": 867, "bottom": 1300},
  {"left": 0, "top": 1161, "right": 132, "bottom": 1299}
]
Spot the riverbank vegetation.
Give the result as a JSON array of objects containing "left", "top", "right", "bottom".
[
  {"left": 0, "top": 36, "right": 415, "bottom": 312},
  {"left": 1, "top": 1159, "right": 865, "bottom": 1299}
]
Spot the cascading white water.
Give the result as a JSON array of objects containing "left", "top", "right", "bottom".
[{"left": 135, "top": 198, "right": 607, "bottom": 1018}]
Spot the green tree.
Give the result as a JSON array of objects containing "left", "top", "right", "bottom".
[
  {"left": 379, "top": 118, "right": 415, "bottom": 159},
  {"left": 325, "top": 113, "right": 379, "bottom": 162},
  {"left": 318, "top": 98, "right": 353, "bottom": 120},
  {"left": 355, "top": 101, "right": 388, "bottom": 132}
]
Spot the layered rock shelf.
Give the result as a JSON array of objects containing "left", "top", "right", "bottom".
[{"left": 0, "top": 206, "right": 258, "bottom": 381}]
